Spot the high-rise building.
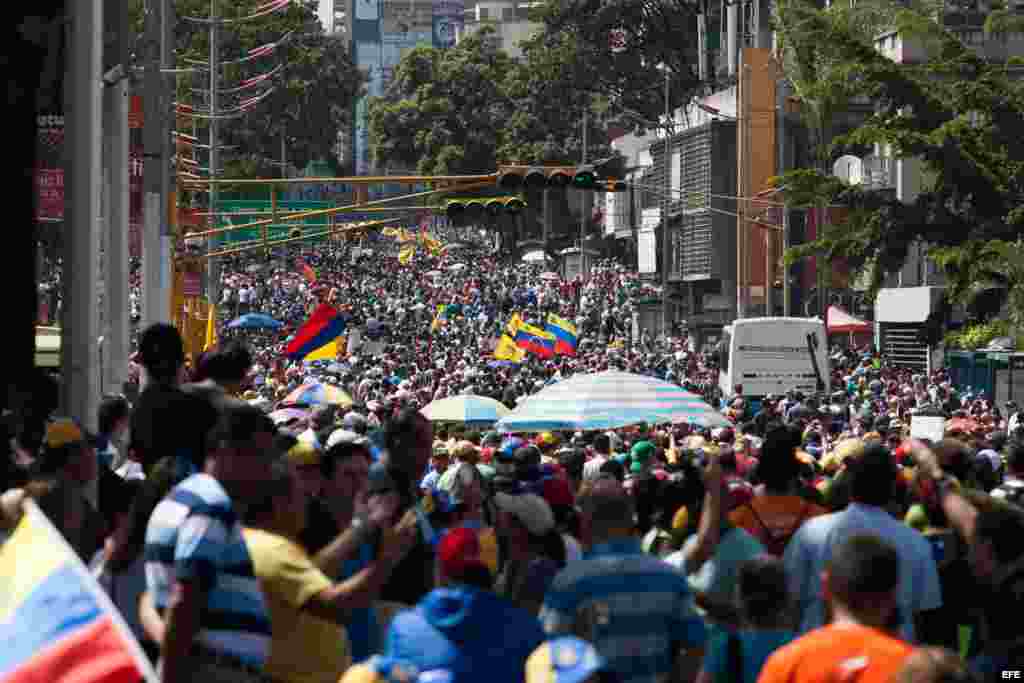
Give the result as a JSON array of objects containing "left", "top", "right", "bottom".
[
  {"left": 456, "top": 1, "right": 539, "bottom": 58},
  {"left": 346, "top": 0, "right": 465, "bottom": 178},
  {"left": 318, "top": 0, "right": 348, "bottom": 36}
]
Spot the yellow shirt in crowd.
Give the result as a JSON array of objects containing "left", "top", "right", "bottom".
[{"left": 243, "top": 527, "right": 352, "bottom": 683}]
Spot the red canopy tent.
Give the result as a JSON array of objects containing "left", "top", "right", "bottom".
[{"left": 827, "top": 305, "right": 872, "bottom": 335}]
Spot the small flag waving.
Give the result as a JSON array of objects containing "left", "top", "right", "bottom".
[
  {"left": 431, "top": 304, "right": 449, "bottom": 333},
  {"left": 203, "top": 303, "right": 218, "bottom": 352},
  {"left": 545, "top": 313, "right": 578, "bottom": 356},
  {"left": 285, "top": 304, "right": 347, "bottom": 361},
  {"left": 0, "top": 500, "right": 158, "bottom": 683}
]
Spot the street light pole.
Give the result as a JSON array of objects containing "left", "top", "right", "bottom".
[
  {"left": 661, "top": 68, "right": 671, "bottom": 339},
  {"left": 208, "top": 0, "right": 221, "bottom": 306}
]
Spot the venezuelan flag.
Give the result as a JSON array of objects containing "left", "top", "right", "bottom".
[
  {"left": 285, "top": 303, "right": 347, "bottom": 361},
  {"left": 545, "top": 313, "right": 578, "bottom": 356},
  {"left": 514, "top": 322, "right": 556, "bottom": 358},
  {"left": 493, "top": 335, "right": 526, "bottom": 362},
  {"left": 0, "top": 500, "right": 157, "bottom": 683}
]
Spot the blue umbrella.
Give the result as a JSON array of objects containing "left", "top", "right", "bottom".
[
  {"left": 496, "top": 370, "right": 731, "bottom": 433},
  {"left": 227, "top": 313, "right": 284, "bottom": 330}
]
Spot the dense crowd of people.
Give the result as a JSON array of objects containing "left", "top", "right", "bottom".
[{"left": 4, "top": 232, "right": 1024, "bottom": 683}]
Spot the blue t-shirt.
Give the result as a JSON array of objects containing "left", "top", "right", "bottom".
[
  {"left": 339, "top": 540, "right": 379, "bottom": 663},
  {"left": 703, "top": 629, "right": 795, "bottom": 683}
]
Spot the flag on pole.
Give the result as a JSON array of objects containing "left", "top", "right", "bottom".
[
  {"left": 285, "top": 304, "right": 347, "bottom": 361},
  {"left": 0, "top": 500, "right": 158, "bottom": 683},
  {"left": 545, "top": 313, "right": 578, "bottom": 356},
  {"left": 203, "top": 303, "right": 217, "bottom": 352}
]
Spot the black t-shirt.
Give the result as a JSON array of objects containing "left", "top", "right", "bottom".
[
  {"left": 131, "top": 382, "right": 217, "bottom": 472},
  {"left": 379, "top": 524, "right": 434, "bottom": 606},
  {"left": 300, "top": 498, "right": 340, "bottom": 555}
]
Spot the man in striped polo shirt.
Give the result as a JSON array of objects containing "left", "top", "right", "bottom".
[
  {"left": 539, "top": 479, "right": 707, "bottom": 683},
  {"left": 145, "top": 404, "right": 278, "bottom": 683}
]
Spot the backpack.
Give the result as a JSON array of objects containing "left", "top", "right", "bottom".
[{"left": 744, "top": 500, "right": 811, "bottom": 556}]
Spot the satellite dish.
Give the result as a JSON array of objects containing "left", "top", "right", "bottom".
[{"left": 832, "top": 155, "right": 863, "bottom": 185}]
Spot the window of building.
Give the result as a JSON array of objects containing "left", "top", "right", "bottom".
[{"left": 502, "top": 6, "right": 516, "bottom": 20}]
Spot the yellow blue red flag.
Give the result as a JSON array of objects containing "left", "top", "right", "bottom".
[
  {"left": 0, "top": 500, "right": 158, "bottom": 683},
  {"left": 545, "top": 313, "right": 578, "bottom": 356},
  {"left": 514, "top": 322, "right": 556, "bottom": 358}
]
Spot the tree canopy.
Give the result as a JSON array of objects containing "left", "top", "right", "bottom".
[
  {"left": 367, "top": 28, "right": 612, "bottom": 175},
  {"left": 525, "top": 0, "right": 707, "bottom": 125},
  {"left": 774, "top": 0, "right": 1024, "bottom": 323},
  {"left": 131, "top": 0, "right": 363, "bottom": 178}
]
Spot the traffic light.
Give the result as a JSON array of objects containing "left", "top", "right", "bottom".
[
  {"left": 445, "top": 196, "right": 527, "bottom": 223},
  {"left": 497, "top": 166, "right": 575, "bottom": 190},
  {"left": 498, "top": 158, "right": 626, "bottom": 192},
  {"left": 573, "top": 165, "right": 598, "bottom": 189}
]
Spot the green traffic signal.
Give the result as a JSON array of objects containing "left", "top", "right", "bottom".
[{"left": 572, "top": 165, "right": 598, "bottom": 189}]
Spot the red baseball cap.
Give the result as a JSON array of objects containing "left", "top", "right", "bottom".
[{"left": 437, "top": 527, "right": 487, "bottom": 581}]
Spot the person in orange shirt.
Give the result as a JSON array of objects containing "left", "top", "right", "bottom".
[
  {"left": 756, "top": 534, "right": 914, "bottom": 683},
  {"left": 729, "top": 426, "right": 827, "bottom": 555}
]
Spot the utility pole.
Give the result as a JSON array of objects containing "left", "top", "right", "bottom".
[
  {"left": 142, "top": 0, "right": 171, "bottom": 326},
  {"left": 208, "top": 0, "right": 221, "bottom": 306},
  {"left": 579, "top": 108, "right": 588, "bottom": 280},
  {"left": 103, "top": 0, "right": 130, "bottom": 395},
  {"left": 63, "top": 0, "right": 103, "bottom": 428},
  {"left": 661, "top": 68, "right": 671, "bottom": 337},
  {"left": 782, "top": 203, "right": 791, "bottom": 316}
]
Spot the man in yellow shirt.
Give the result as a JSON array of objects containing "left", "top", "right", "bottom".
[{"left": 242, "top": 460, "right": 418, "bottom": 683}]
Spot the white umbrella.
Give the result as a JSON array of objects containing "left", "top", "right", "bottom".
[
  {"left": 447, "top": 263, "right": 467, "bottom": 272},
  {"left": 425, "top": 270, "right": 443, "bottom": 277},
  {"left": 540, "top": 271, "right": 561, "bottom": 282}
]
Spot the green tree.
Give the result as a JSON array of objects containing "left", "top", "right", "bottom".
[
  {"left": 131, "top": 0, "right": 363, "bottom": 178},
  {"left": 367, "top": 30, "right": 518, "bottom": 175},
  {"left": 368, "top": 27, "right": 612, "bottom": 173},
  {"left": 525, "top": 0, "right": 706, "bottom": 125},
  {"left": 775, "top": 1, "right": 1024, "bottom": 319}
]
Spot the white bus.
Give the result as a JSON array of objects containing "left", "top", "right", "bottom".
[{"left": 718, "top": 317, "right": 829, "bottom": 398}]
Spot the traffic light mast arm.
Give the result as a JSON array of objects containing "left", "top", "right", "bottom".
[
  {"left": 184, "top": 180, "right": 494, "bottom": 239},
  {"left": 181, "top": 173, "right": 499, "bottom": 187}
]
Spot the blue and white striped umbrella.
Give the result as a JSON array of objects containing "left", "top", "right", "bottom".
[{"left": 495, "top": 371, "right": 731, "bottom": 433}]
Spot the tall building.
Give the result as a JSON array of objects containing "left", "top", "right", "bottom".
[
  {"left": 318, "top": 0, "right": 347, "bottom": 36},
  {"left": 456, "top": 0, "right": 539, "bottom": 58},
  {"left": 346, "top": 0, "right": 465, "bottom": 178}
]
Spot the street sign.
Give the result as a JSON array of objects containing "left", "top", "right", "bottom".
[{"left": 988, "top": 352, "right": 1010, "bottom": 362}]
